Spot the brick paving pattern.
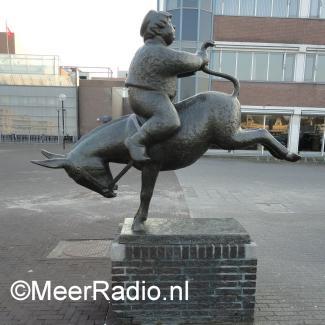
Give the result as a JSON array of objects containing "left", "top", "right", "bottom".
[{"left": 0, "top": 144, "right": 189, "bottom": 325}]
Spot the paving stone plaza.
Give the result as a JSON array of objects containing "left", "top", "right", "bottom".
[{"left": 0, "top": 144, "right": 325, "bottom": 324}]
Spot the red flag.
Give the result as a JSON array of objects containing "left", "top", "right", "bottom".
[{"left": 6, "top": 23, "right": 14, "bottom": 39}]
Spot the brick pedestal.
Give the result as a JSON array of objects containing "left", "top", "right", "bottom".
[{"left": 110, "top": 218, "right": 257, "bottom": 324}]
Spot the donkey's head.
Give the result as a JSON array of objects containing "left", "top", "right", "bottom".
[{"left": 31, "top": 157, "right": 115, "bottom": 198}]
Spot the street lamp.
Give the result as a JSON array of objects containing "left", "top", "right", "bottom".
[
  {"left": 56, "top": 108, "right": 60, "bottom": 144},
  {"left": 59, "top": 93, "right": 66, "bottom": 150}
]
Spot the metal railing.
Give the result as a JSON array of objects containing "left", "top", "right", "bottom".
[{"left": 0, "top": 134, "right": 75, "bottom": 144}]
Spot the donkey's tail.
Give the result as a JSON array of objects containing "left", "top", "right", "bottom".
[{"left": 202, "top": 66, "right": 240, "bottom": 98}]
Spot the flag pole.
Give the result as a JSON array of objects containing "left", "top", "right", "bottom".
[
  {"left": 5, "top": 20, "right": 10, "bottom": 55},
  {"left": 5, "top": 20, "right": 13, "bottom": 75}
]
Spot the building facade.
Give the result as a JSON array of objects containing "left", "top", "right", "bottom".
[
  {"left": 0, "top": 53, "right": 78, "bottom": 143},
  {"left": 159, "top": 0, "right": 325, "bottom": 155},
  {"left": 78, "top": 77, "right": 129, "bottom": 135}
]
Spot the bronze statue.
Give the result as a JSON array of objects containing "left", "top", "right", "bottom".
[
  {"left": 125, "top": 10, "right": 210, "bottom": 162},
  {"left": 32, "top": 10, "right": 300, "bottom": 232}
]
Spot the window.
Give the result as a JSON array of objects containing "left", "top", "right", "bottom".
[
  {"left": 304, "top": 53, "right": 325, "bottom": 82},
  {"left": 237, "top": 52, "right": 252, "bottom": 80},
  {"left": 214, "top": 0, "right": 223, "bottom": 14},
  {"left": 299, "top": 116, "right": 325, "bottom": 152},
  {"left": 266, "top": 115, "right": 290, "bottom": 147},
  {"left": 211, "top": 51, "right": 221, "bottom": 71},
  {"left": 316, "top": 55, "right": 325, "bottom": 82},
  {"left": 183, "top": 0, "right": 198, "bottom": 8},
  {"left": 268, "top": 53, "right": 284, "bottom": 81},
  {"left": 240, "top": 0, "right": 255, "bottom": 16},
  {"left": 284, "top": 54, "right": 295, "bottom": 81},
  {"left": 310, "top": 0, "right": 320, "bottom": 17},
  {"left": 288, "top": 0, "right": 299, "bottom": 17},
  {"left": 182, "top": 9, "right": 198, "bottom": 40},
  {"left": 240, "top": 114, "right": 265, "bottom": 150},
  {"left": 214, "top": 0, "right": 300, "bottom": 17},
  {"left": 221, "top": 51, "right": 236, "bottom": 76},
  {"left": 272, "top": 0, "right": 288, "bottom": 17},
  {"left": 169, "top": 9, "right": 181, "bottom": 40},
  {"left": 199, "top": 10, "right": 212, "bottom": 41},
  {"left": 197, "top": 72, "right": 210, "bottom": 93},
  {"left": 223, "top": 0, "right": 239, "bottom": 15},
  {"left": 253, "top": 53, "right": 268, "bottom": 80},
  {"left": 304, "top": 54, "right": 315, "bottom": 81},
  {"left": 310, "top": 0, "right": 325, "bottom": 18},
  {"left": 180, "top": 76, "right": 196, "bottom": 100},
  {"left": 166, "top": 0, "right": 181, "bottom": 10},
  {"left": 256, "top": 0, "right": 272, "bottom": 16},
  {"left": 239, "top": 114, "right": 290, "bottom": 150},
  {"left": 200, "top": 0, "right": 212, "bottom": 11},
  {"left": 213, "top": 50, "right": 295, "bottom": 82}
]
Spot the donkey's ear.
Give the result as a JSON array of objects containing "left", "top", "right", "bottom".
[{"left": 31, "top": 158, "right": 68, "bottom": 169}]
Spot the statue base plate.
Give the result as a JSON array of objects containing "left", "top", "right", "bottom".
[{"left": 110, "top": 218, "right": 257, "bottom": 324}]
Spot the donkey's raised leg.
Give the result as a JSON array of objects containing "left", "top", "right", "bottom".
[
  {"left": 132, "top": 163, "right": 160, "bottom": 232},
  {"left": 104, "top": 163, "right": 118, "bottom": 192},
  {"left": 230, "top": 128, "right": 300, "bottom": 161}
]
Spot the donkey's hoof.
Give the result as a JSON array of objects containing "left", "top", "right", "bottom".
[
  {"left": 113, "top": 184, "right": 118, "bottom": 191},
  {"left": 102, "top": 190, "right": 117, "bottom": 198},
  {"left": 132, "top": 221, "right": 146, "bottom": 233},
  {"left": 286, "top": 153, "right": 301, "bottom": 162}
]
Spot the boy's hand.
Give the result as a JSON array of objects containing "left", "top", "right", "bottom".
[
  {"left": 198, "top": 41, "right": 215, "bottom": 68},
  {"left": 201, "top": 41, "right": 215, "bottom": 51}
]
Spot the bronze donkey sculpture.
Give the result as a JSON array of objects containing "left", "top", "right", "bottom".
[{"left": 32, "top": 64, "right": 300, "bottom": 232}]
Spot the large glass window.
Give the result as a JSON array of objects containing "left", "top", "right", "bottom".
[
  {"left": 268, "top": 53, "right": 284, "bottom": 81},
  {"left": 223, "top": 0, "right": 239, "bottom": 15},
  {"left": 309, "top": 0, "right": 325, "bottom": 18},
  {"left": 180, "top": 76, "right": 196, "bottom": 100},
  {"left": 221, "top": 51, "right": 236, "bottom": 76},
  {"left": 284, "top": 54, "right": 295, "bottom": 81},
  {"left": 272, "top": 0, "right": 287, "bottom": 17},
  {"left": 315, "top": 54, "right": 325, "bottom": 82},
  {"left": 265, "top": 115, "right": 290, "bottom": 146},
  {"left": 213, "top": 50, "right": 295, "bottom": 82},
  {"left": 305, "top": 54, "right": 316, "bottom": 81},
  {"left": 288, "top": 0, "right": 299, "bottom": 17},
  {"left": 237, "top": 52, "right": 252, "bottom": 80},
  {"left": 183, "top": 0, "right": 198, "bottom": 8},
  {"left": 197, "top": 71, "right": 210, "bottom": 93},
  {"left": 211, "top": 51, "right": 220, "bottom": 71},
  {"left": 240, "top": 0, "right": 255, "bottom": 16},
  {"left": 256, "top": 0, "right": 272, "bottom": 16},
  {"left": 310, "top": 0, "right": 320, "bottom": 17},
  {"left": 199, "top": 10, "right": 212, "bottom": 41},
  {"left": 239, "top": 114, "right": 290, "bottom": 150},
  {"left": 253, "top": 53, "right": 268, "bottom": 80},
  {"left": 0, "top": 94, "right": 77, "bottom": 140},
  {"left": 214, "top": 0, "right": 223, "bottom": 14},
  {"left": 240, "top": 114, "right": 265, "bottom": 150},
  {"left": 182, "top": 9, "right": 198, "bottom": 40},
  {"left": 166, "top": 0, "right": 181, "bottom": 10},
  {"left": 169, "top": 9, "right": 181, "bottom": 40},
  {"left": 214, "top": 0, "right": 299, "bottom": 17},
  {"left": 304, "top": 53, "right": 325, "bottom": 82},
  {"left": 299, "top": 116, "right": 325, "bottom": 152},
  {"left": 200, "top": 0, "right": 212, "bottom": 11}
]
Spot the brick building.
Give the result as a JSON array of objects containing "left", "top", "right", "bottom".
[
  {"left": 159, "top": 0, "right": 325, "bottom": 155},
  {"left": 0, "top": 32, "right": 15, "bottom": 54}
]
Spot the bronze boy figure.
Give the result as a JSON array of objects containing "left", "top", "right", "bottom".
[{"left": 125, "top": 10, "right": 212, "bottom": 162}]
